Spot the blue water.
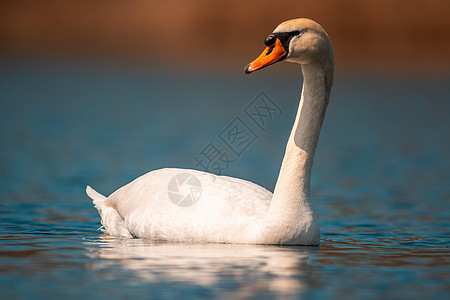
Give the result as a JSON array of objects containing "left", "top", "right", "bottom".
[{"left": 1, "top": 59, "right": 449, "bottom": 299}]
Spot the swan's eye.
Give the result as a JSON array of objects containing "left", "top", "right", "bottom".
[{"left": 293, "top": 30, "right": 301, "bottom": 36}]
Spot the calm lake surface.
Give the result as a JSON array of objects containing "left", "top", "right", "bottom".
[{"left": 1, "top": 59, "right": 449, "bottom": 299}]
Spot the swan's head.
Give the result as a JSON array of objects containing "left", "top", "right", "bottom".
[{"left": 245, "top": 18, "right": 333, "bottom": 74}]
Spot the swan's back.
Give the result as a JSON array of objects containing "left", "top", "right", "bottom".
[{"left": 97, "top": 168, "right": 272, "bottom": 243}]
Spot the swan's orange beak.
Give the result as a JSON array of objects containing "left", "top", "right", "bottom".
[{"left": 245, "top": 38, "right": 287, "bottom": 74}]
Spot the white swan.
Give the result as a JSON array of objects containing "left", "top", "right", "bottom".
[{"left": 87, "top": 18, "right": 334, "bottom": 245}]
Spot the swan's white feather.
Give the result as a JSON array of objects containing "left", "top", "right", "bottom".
[
  {"left": 87, "top": 18, "right": 332, "bottom": 245},
  {"left": 88, "top": 168, "right": 273, "bottom": 243},
  {"left": 87, "top": 185, "right": 132, "bottom": 238}
]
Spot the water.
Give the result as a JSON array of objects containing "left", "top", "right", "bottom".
[{"left": 1, "top": 59, "right": 449, "bottom": 299}]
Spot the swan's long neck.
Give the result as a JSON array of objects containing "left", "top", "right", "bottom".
[{"left": 269, "top": 61, "right": 333, "bottom": 220}]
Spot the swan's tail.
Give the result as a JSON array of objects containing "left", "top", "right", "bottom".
[
  {"left": 86, "top": 185, "right": 132, "bottom": 238},
  {"left": 86, "top": 185, "right": 107, "bottom": 209}
]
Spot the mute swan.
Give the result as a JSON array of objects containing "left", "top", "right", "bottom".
[{"left": 87, "top": 18, "right": 333, "bottom": 245}]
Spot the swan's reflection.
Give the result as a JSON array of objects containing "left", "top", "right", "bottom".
[{"left": 87, "top": 237, "right": 318, "bottom": 295}]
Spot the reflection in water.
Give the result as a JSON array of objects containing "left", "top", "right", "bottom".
[
  {"left": 87, "top": 237, "right": 318, "bottom": 296},
  {"left": 1, "top": 62, "right": 449, "bottom": 299}
]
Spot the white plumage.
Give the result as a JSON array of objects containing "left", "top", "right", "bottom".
[
  {"left": 88, "top": 168, "right": 272, "bottom": 242},
  {"left": 87, "top": 18, "right": 334, "bottom": 245}
]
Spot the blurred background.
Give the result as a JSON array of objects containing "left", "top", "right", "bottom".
[
  {"left": 1, "top": 0, "right": 449, "bottom": 70},
  {"left": 1, "top": 0, "right": 449, "bottom": 193},
  {"left": 1, "top": 1, "right": 449, "bottom": 299}
]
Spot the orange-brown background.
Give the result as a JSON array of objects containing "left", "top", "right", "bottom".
[{"left": 1, "top": 0, "right": 449, "bottom": 71}]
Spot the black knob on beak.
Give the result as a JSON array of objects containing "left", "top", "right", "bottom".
[{"left": 264, "top": 34, "right": 276, "bottom": 47}]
